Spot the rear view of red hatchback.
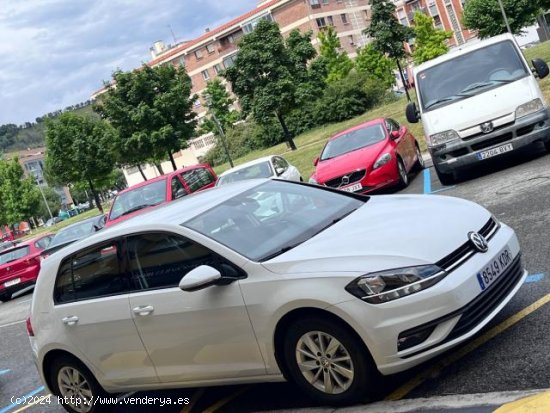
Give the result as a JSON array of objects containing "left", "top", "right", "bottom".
[
  {"left": 105, "top": 164, "right": 217, "bottom": 227},
  {"left": 0, "top": 233, "right": 53, "bottom": 302}
]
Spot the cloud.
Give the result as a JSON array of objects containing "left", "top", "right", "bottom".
[{"left": 0, "top": 0, "right": 257, "bottom": 124}]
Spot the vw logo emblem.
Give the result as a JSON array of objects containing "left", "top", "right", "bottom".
[
  {"left": 480, "top": 121, "right": 494, "bottom": 134},
  {"left": 340, "top": 175, "right": 350, "bottom": 186},
  {"left": 468, "top": 232, "right": 489, "bottom": 253}
]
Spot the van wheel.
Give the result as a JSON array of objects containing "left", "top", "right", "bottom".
[
  {"left": 49, "top": 355, "right": 108, "bottom": 413},
  {"left": 434, "top": 165, "right": 455, "bottom": 186},
  {"left": 282, "top": 317, "right": 380, "bottom": 405}
]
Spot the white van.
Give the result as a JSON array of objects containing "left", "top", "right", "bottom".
[{"left": 406, "top": 33, "right": 550, "bottom": 185}]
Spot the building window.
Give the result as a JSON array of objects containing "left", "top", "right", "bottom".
[
  {"left": 178, "top": 56, "right": 186, "bottom": 67},
  {"left": 201, "top": 69, "right": 210, "bottom": 80},
  {"left": 206, "top": 43, "right": 216, "bottom": 54},
  {"left": 194, "top": 49, "right": 203, "bottom": 60},
  {"left": 228, "top": 34, "right": 235, "bottom": 43},
  {"left": 223, "top": 54, "right": 237, "bottom": 69},
  {"left": 341, "top": 13, "right": 349, "bottom": 25},
  {"left": 242, "top": 13, "right": 273, "bottom": 33},
  {"left": 316, "top": 17, "right": 327, "bottom": 29},
  {"left": 327, "top": 16, "right": 334, "bottom": 26},
  {"left": 214, "top": 64, "right": 223, "bottom": 74},
  {"left": 348, "top": 35, "right": 354, "bottom": 46},
  {"left": 310, "top": 0, "right": 321, "bottom": 8},
  {"left": 322, "top": 0, "right": 329, "bottom": 4},
  {"left": 429, "top": 1, "right": 439, "bottom": 16},
  {"left": 433, "top": 15, "right": 442, "bottom": 27},
  {"left": 194, "top": 98, "right": 202, "bottom": 108},
  {"left": 398, "top": 9, "right": 409, "bottom": 26}
]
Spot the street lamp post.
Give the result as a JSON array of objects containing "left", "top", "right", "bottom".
[
  {"left": 497, "top": 0, "right": 512, "bottom": 34},
  {"left": 36, "top": 179, "right": 53, "bottom": 221},
  {"left": 205, "top": 97, "right": 234, "bottom": 168}
]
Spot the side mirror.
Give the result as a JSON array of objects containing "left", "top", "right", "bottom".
[
  {"left": 179, "top": 265, "right": 221, "bottom": 292},
  {"left": 390, "top": 130, "right": 401, "bottom": 140},
  {"left": 532, "top": 58, "right": 549, "bottom": 79},
  {"left": 275, "top": 167, "right": 285, "bottom": 176},
  {"left": 406, "top": 101, "right": 420, "bottom": 124},
  {"left": 313, "top": 157, "right": 319, "bottom": 167}
]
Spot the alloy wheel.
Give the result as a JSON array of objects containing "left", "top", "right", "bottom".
[
  {"left": 57, "top": 366, "right": 94, "bottom": 413},
  {"left": 416, "top": 146, "right": 425, "bottom": 168},
  {"left": 295, "top": 331, "right": 354, "bottom": 394},
  {"left": 398, "top": 159, "right": 409, "bottom": 185}
]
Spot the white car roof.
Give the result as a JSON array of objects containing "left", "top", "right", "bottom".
[{"left": 218, "top": 156, "right": 276, "bottom": 178}]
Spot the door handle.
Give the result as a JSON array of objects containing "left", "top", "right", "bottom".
[
  {"left": 133, "top": 305, "right": 154, "bottom": 316},
  {"left": 62, "top": 316, "right": 79, "bottom": 326}
]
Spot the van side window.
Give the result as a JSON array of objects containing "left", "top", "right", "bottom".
[
  {"left": 54, "top": 241, "right": 125, "bottom": 304},
  {"left": 181, "top": 168, "right": 215, "bottom": 192},
  {"left": 126, "top": 233, "right": 243, "bottom": 292}
]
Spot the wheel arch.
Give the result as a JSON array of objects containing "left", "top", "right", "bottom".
[{"left": 42, "top": 349, "right": 98, "bottom": 395}]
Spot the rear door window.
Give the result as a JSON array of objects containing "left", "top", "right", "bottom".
[{"left": 181, "top": 168, "right": 216, "bottom": 192}]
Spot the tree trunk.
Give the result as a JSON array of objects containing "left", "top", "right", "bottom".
[
  {"left": 88, "top": 179, "right": 103, "bottom": 214},
  {"left": 155, "top": 163, "right": 164, "bottom": 175},
  {"left": 396, "top": 59, "right": 412, "bottom": 102},
  {"left": 275, "top": 112, "right": 297, "bottom": 151},
  {"left": 137, "top": 165, "right": 147, "bottom": 181},
  {"left": 168, "top": 152, "right": 177, "bottom": 171}
]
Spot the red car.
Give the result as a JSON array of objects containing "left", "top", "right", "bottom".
[
  {"left": 0, "top": 233, "right": 53, "bottom": 302},
  {"left": 105, "top": 164, "right": 218, "bottom": 227},
  {"left": 309, "top": 118, "right": 424, "bottom": 193}
]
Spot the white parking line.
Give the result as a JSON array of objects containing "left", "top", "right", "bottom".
[{"left": 0, "top": 320, "right": 25, "bottom": 329}]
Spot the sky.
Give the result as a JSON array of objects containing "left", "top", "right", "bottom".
[{"left": 0, "top": 0, "right": 258, "bottom": 125}]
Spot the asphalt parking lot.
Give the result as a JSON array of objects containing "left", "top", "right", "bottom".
[{"left": 1, "top": 144, "right": 550, "bottom": 413}]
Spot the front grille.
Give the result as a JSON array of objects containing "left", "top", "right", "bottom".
[
  {"left": 399, "top": 254, "right": 523, "bottom": 359},
  {"left": 471, "top": 133, "right": 513, "bottom": 151},
  {"left": 462, "top": 121, "right": 515, "bottom": 141},
  {"left": 324, "top": 169, "right": 366, "bottom": 188},
  {"left": 437, "top": 217, "right": 499, "bottom": 273}
]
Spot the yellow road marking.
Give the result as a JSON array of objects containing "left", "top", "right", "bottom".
[
  {"left": 11, "top": 395, "right": 50, "bottom": 413},
  {"left": 202, "top": 386, "right": 251, "bottom": 413},
  {"left": 386, "top": 292, "right": 550, "bottom": 401},
  {"left": 181, "top": 388, "right": 205, "bottom": 413},
  {"left": 494, "top": 390, "right": 550, "bottom": 412}
]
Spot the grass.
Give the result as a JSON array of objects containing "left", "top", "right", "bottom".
[{"left": 214, "top": 41, "right": 550, "bottom": 181}]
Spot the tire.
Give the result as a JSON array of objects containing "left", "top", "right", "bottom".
[
  {"left": 413, "top": 143, "right": 425, "bottom": 172},
  {"left": 0, "top": 292, "right": 12, "bottom": 302},
  {"left": 397, "top": 157, "right": 409, "bottom": 189},
  {"left": 49, "top": 355, "right": 109, "bottom": 413},
  {"left": 545, "top": 140, "right": 550, "bottom": 152},
  {"left": 434, "top": 164, "right": 456, "bottom": 186},
  {"left": 282, "top": 317, "right": 381, "bottom": 406}
]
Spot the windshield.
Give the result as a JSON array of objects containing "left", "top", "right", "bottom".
[
  {"left": 321, "top": 124, "right": 386, "bottom": 160},
  {"left": 217, "top": 161, "right": 274, "bottom": 186},
  {"left": 49, "top": 220, "right": 98, "bottom": 248},
  {"left": 418, "top": 40, "right": 529, "bottom": 112},
  {"left": 185, "top": 180, "right": 365, "bottom": 261},
  {"left": 109, "top": 179, "right": 167, "bottom": 220},
  {"left": 0, "top": 246, "right": 30, "bottom": 265}
]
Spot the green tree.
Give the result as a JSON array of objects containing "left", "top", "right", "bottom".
[
  {"left": 363, "top": 0, "right": 414, "bottom": 100},
  {"left": 463, "top": 0, "right": 541, "bottom": 38},
  {"left": 201, "top": 79, "right": 240, "bottom": 133},
  {"left": 95, "top": 64, "right": 197, "bottom": 175},
  {"left": 355, "top": 44, "right": 396, "bottom": 89},
  {"left": 224, "top": 20, "right": 317, "bottom": 150},
  {"left": 45, "top": 113, "right": 115, "bottom": 213},
  {"left": 412, "top": 11, "right": 453, "bottom": 64},
  {"left": 0, "top": 158, "right": 40, "bottom": 224},
  {"left": 318, "top": 27, "right": 354, "bottom": 82}
]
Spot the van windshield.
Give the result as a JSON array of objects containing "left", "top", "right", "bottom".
[{"left": 418, "top": 40, "right": 529, "bottom": 112}]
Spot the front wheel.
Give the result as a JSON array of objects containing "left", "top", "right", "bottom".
[
  {"left": 434, "top": 164, "right": 456, "bottom": 186},
  {"left": 544, "top": 140, "right": 550, "bottom": 152},
  {"left": 49, "top": 355, "right": 108, "bottom": 413},
  {"left": 397, "top": 157, "right": 409, "bottom": 189},
  {"left": 282, "top": 317, "right": 380, "bottom": 405}
]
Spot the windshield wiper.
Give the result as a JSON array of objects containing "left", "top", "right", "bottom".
[
  {"left": 119, "top": 203, "right": 158, "bottom": 218},
  {"left": 311, "top": 208, "right": 358, "bottom": 238},
  {"left": 460, "top": 79, "right": 513, "bottom": 94},
  {"left": 260, "top": 243, "right": 303, "bottom": 261},
  {"left": 424, "top": 95, "right": 468, "bottom": 110}
]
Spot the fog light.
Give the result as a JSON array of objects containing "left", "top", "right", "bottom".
[{"left": 397, "top": 325, "right": 435, "bottom": 351}]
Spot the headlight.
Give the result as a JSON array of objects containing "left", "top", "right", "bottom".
[
  {"left": 427, "top": 130, "right": 459, "bottom": 148},
  {"left": 345, "top": 265, "right": 447, "bottom": 304},
  {"left": 516, "top": 98, "right": 544, "bottom": 118},
  {"left": 308, "top": 176, "right": 318, "bottom": 185},
  {"left": 373, "top": 153, "right": 392, "bottom": 170}
]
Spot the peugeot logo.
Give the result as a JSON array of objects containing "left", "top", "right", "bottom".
[
  {"left": 340, "top": 175, "right": 350, "bottom": 187},
  {"left": 480, "top": 121, "right": 494, "bottom": 134},
  {"left": 468, "top": 232, "right": 489, "bottom": 253}
]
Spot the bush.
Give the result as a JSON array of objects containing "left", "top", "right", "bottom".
[{"left": 313, "top": 71, "right": 387, "bottom": 124}]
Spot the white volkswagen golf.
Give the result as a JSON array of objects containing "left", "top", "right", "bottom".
[{"left": 29, "top": 180, "right": 526, "bottom": 413}]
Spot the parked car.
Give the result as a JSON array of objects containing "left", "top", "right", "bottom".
[
  {"left": 29, "top": 179, "right": 525, "bottom": 411},
  {"left": 309, "top": 118, "right": 424, "bottom": 193},
  {"left": 44, "top": 217, "right": 62, "bottom": 227},
  {"left": 0, "top": 233, "right": 53, "bottom": 302},
  {"left": 406, "top": 33, "right": 550, "bottom": 185},
  {"left": 0, "top": 240, "right": 18, "bottom": 252},
  {"left": 216, "top": 155, "right": 302, "bottom": 186},
  {"left": 41, "top": 215, "right": 106, "bottom": 258},
  {"left": 105, "top": 164, "right": 217, "bottom": 227}
]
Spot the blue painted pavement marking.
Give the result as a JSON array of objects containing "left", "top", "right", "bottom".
[
  {"left": 0, "top": 369, "right": 10, "bottom": 376},
  {"left": 423, "top": 168, "right": 431, "bottom": 194},
  {"left": 525, "top": 273, "right": 545, "bottom": 283},
  {"left": 0, "top": 386, "right": 44, "bottom": 413}
]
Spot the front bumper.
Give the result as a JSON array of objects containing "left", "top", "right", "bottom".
[
  {"left": 431, "top": 108, "right": 550, "bottom": 174},
  {"left": 330, "top": 223, "right": 525, "bottom": 375}
]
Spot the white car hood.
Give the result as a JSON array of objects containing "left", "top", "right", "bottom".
[{"left": 262, "top": 195, "right": 491, "bottom": 274}]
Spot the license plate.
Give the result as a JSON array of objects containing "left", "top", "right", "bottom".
[
  {"left": 476, "top": 247, "right": 513, "bottom": 291},
  {"left": 476, "top": 143, "right": 513, "bottom": 160},
  {"left": 4, "top": 278, "right": 20, "bottom": 287},
  {"left": 341, "top": 183, "right": 362, "bottom": 193}
]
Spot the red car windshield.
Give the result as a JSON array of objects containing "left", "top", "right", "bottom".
[
  {"left": 110, "top": 180, "right": 167, "bottom": 221},
  {"left": 0, "top": 246, "right": 30, "bottom": 265},
  {"left": 321, "top": 124, "right": 386, "bottom": 161}
]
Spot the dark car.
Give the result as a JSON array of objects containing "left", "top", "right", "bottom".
[{"left": 41, "top": 215, "right": 106, "bottom": 258}]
